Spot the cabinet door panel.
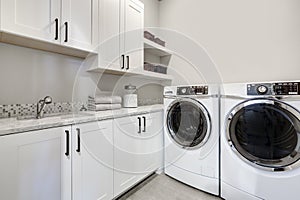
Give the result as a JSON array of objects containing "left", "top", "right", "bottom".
[
  {"left": 0, "top": 127, "right": 71, "bottom": 200},
  {"left": 98, "top": 0, "right": 121, "bottom": 71},
  {"left": 123, "top": 0, "right": 144, "bottom": 71},
  {"left": 113, "top": 118, "right": 140, "bottom": 197},
  {"left": 61, "top": 0, "right": 98, "bottom": 51},
  {"left": 72, "top": 120, "right": 113, "bottom": 200},
  {"left": 1, "top": 0, "right": 60, "bottom": 43},
  {"left": 114, "top": 112, "right": 162, "bottom": 197},
  {"left": 145, "top": 112, "right": 164, "bottom": 172}
]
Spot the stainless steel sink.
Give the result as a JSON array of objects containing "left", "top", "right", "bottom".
[{"left": 17, "top": 112, "right": 93, "bottom": 121}]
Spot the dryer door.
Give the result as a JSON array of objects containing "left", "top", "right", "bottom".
[
  {"left": 227, "top": 98, "right": 300, "bottom": 170},
  {"left": 167, "top": 98, "right": 211, "bottom": 149}
]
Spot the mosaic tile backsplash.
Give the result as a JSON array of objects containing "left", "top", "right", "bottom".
[{"left": 0, "top": 102, "right": 87, "bottom": 118}]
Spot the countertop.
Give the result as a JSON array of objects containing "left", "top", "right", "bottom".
[{"left": 0, "top": 104, "right": 163, "bottom": 136}]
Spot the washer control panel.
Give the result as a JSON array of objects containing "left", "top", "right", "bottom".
[
  {"left": 177, "top": 86, "right": 208, "bottom": 95},
  {"left": 247, "top": 82, "right": 300, "bottom": 95},
  {"left": 274, "top": 82, "right": 299, "bottom": 95}
]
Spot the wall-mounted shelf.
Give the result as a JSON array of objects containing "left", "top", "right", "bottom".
[
  {"left": 143, "top": 39, "right": 172, "bottom": 57},
  {"left": 87, "top": 66, "right": 173, "bottom": 81}
]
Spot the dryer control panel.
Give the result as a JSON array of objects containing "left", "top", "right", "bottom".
[
  {"left": 247, "top": 82, "right": 300, "bottom": 95},
  {"left": 177, "top": 86, "right": 208, "bottom": 95}
]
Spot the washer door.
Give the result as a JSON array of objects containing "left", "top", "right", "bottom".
[
  {"left": 227, "top": 99, "right": 300, "bottom": 170},
  {"left": 167, "top": 98, "right": 211, "bottom": 149}
]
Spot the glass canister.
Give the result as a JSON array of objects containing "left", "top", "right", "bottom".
[{"left": 123, "top": 84, "right": 138, "bottom": 108}]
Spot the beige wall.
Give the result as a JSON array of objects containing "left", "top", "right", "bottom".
[{"left": 159, "top": 0, "right": 300, "bottom": 83}]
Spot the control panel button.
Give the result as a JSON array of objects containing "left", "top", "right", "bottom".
[{"left": 257, "top": 85, "right": 268, "bottom": 95}]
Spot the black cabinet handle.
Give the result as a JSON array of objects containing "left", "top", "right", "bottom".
[
  {"left": 142, "top": 116, "right": 146, "bottom": 132},
  {"left": 121, "top": 55, "right": 125, "bottom": 69},
  {"left": 65, "top": 130, "right": 70, "bottom": 156},
  {"left": 138, "top": 117, "right": 141, "bottom": 133},
  {"left": 54, "top": 18, "right": 59, "bottom": 40},
  {"left": 64, "top": 22, "right": 68, "bottom": 42},
  {"left": 76, "top": 128, "right": 80, "bottom": 153},
  {"left": 126, "top": 56, "right": 129, "bottom": 70}
]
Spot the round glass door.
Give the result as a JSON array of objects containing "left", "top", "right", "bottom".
[
  {"left": 167, "top": 98, "right": 211, "bottom": 149},
  {"left": 227, "top": 99, "right": 300, "bottom": 169}
]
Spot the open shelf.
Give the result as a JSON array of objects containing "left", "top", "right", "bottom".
[
  {"left": 143, "top": 39, "right": 172, "bottom": 57},
  {"left": 87, "top": 67, "right": 173, "bottom": 81}
]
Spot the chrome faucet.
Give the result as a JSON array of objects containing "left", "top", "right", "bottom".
[{"left": 36, "top": 96, "right": 52, "bottom": 119}]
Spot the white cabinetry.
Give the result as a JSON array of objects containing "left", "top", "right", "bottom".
[
  {"left": 61, "top": 0, "right": 98, "bottom": 51},
  {"left": 0, "top": 0, "right": 98, "bottom": 54},
  {"left": 0, "top": 126, "right": 72, "bottom": 200},
  {"left": 72, "top": 120, "right": 113, "bottom": 200},
  {"left": 93, "top": 0, "right": 144, "bottom": 73},
  {"left": 0, "top": 0, "right": 61, "bottom": 44},
  {"left": 120, "top": 0, "right": 144, "bottom": 72},
  {"left": 113, "top": 111, "right": 163, "bottom": 197}
]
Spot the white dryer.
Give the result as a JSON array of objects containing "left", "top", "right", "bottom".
[
  {"left": 164, "top": 85, "right": 219, "bottom": 195},
  {"left": 221, "top": 81, "right": 300, "bottom": 200}
]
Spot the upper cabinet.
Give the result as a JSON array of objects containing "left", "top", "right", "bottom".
[
  {"left": 0, "top": 0, "right": 98, "bottom": 56},
  {"left": 1, "top": 0, "right": 61, "bottom": 44},
  {"left": 120, "top": 0, "right": 144, "bottom": 72},
  {"left": 93, "top": 0, "right": 144, "bottom": 73},
  {"left": 61, "top": 0, "right": 98, "bottom": 51}
]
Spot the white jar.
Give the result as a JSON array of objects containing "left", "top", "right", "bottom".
[{"left": 123, "top": 84, "right": 138, "bottom": 108}]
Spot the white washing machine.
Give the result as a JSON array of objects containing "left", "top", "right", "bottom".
[
  {"left": 164, "top": 85, "right": 219, "bottom": 195},
  {"left": 221, "top": 81, "right": 300, "bottom": 200}
]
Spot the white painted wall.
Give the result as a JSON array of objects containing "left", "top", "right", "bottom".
[
  {"left": 0, "top": 43, "right": 83, "bottom": 105},
  {"left": 159, "top": 0, "right": 300, "bottom": 83},
  {"left": 140, "top": 0, "right": 159, "bottom": 28}
]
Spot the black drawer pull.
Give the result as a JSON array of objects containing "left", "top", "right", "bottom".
[
  {"left": 76, "top": 128, "right": 80, "bottom": 153},
  {"left": 121, "top": 55, "right": 125, "bottom": 69},
  {"left": 138, "top": 117, "right": 141, "bottom": 133},
  {"left": 126, "top": 56, "right": 130, "bottom": 70},
  {"left": 64, "top": 22, "right": 68, "bottom": 42},
  {"left": 54, "top": 18, "right": 59, "bottom": 40},
  {"left": 65, "top": 130, "right": 70, "bottom": 156},
  {"left": 142, "top": 116, "right": 146, "bottom": 132}
]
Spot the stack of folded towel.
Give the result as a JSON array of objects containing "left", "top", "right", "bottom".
[{"left": 88, "top": 95, "right": 122, "bottom": 111}]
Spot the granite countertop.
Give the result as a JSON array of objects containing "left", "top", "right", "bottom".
[{"left": 0, "top": 104, "right": 163, "bottom": 136}]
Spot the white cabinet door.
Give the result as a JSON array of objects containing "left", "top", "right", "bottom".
[
  {"left": 114, "top": 115, "right": 141, "bottom": 197},
  {"left": 121, "top": 0, "right": 144, "bottom": 72},
  {"left": 72, "top": 120, "right": 113, "bottom": 200},
  {"left": 141, "top": 112, "right": 163, "bottom": 174},
  {"left": 1, "top": 0, "right": 61, "bottom": 44},
  {"left": 113, "top": 111, "right": 163, "bottom": 197},
  {"left": 0, "top": 126, "right": 71, "bottom": 200},
  {"left": 61, "top": 0, "right": 98, "bottom": 51},
  {"left": 145, "top": 111, "right": 164, "bottom": 172},
  {"left": 98, "top": 0, "right": 121, "bottom": 71},
  {"left": 96, "top": 0, "right": 143, "bottom": 73}
]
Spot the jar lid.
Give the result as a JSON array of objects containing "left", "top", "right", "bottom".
[{"left": 125, "top": 84, "right": 136, "bottom": 90}]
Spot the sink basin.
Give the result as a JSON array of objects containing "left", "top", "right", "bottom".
[{"left": 17, "top": 112, "right": 93, "bottom": 121}]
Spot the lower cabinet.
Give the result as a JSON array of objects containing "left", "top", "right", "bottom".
[
  {"left": 72, "top": 120, "right": 114, "bottom": 200},
  {"left": 113, "top": 111, "right": 163, "bottom": 197},
  {"left": 0, "top": 126, "right": 72, "bottom": 200},
  {"left": 0, "top": 111, "right": 163, "bottom": 200}
]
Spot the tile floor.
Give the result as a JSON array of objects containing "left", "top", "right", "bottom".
[{"left": 118, "top": 174, "right": 221, "bottom": 200}]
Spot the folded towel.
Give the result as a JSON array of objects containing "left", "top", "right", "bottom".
[
  {"left": 88, "top": 104, "right": 121, "bottom": 111},
  {"left": 88, "top": 95, "right": 122, "bottom": 104}
]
